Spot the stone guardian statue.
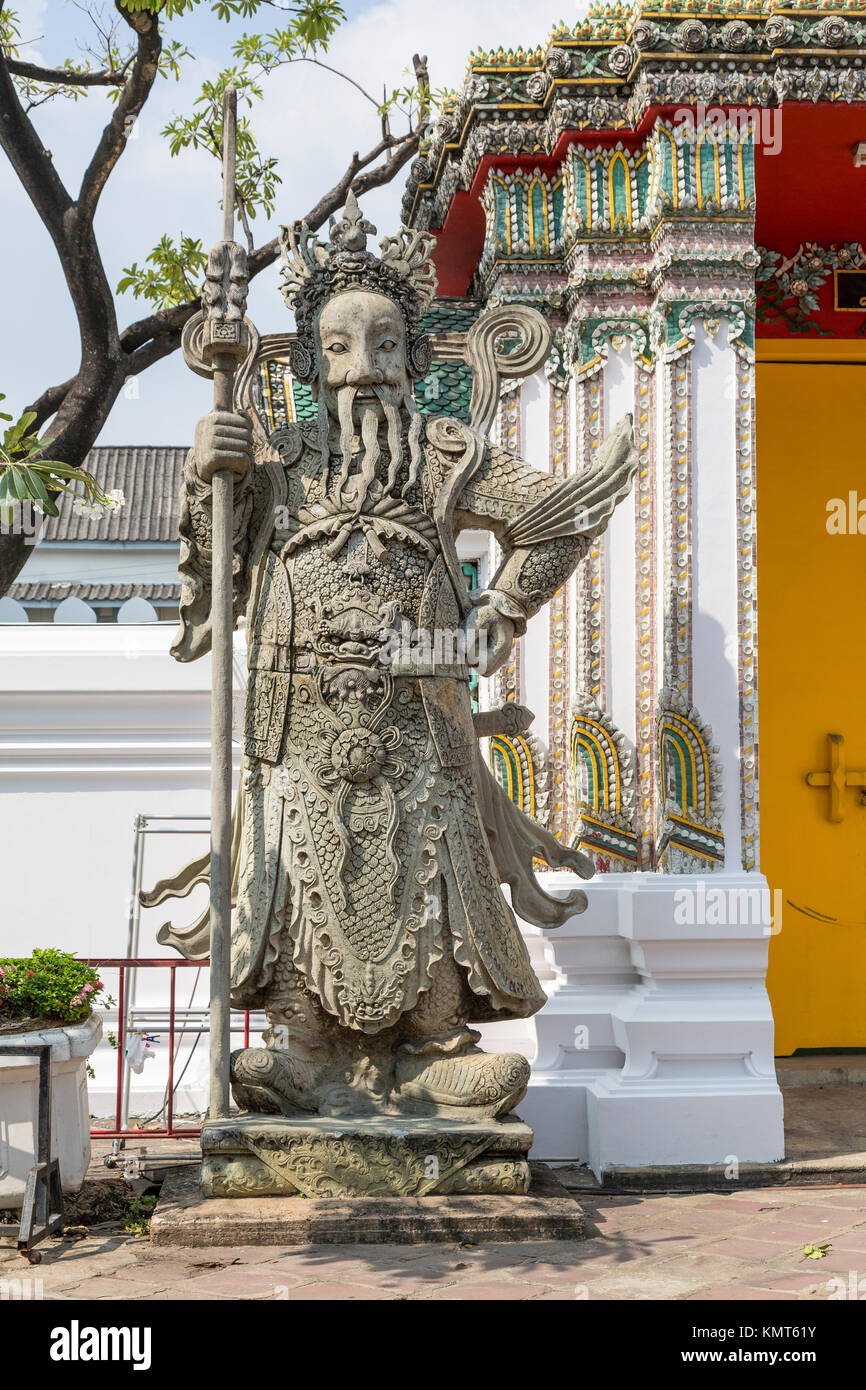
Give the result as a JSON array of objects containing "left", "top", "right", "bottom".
[{"left": 147, "top": 193, "right": 638, "bottom": 1197}]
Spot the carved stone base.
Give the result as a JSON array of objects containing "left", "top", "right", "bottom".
[
  {"left": 151, "top": 1160, "right": 586, "bottom": 1246},
  {"left": 199, "top": 1113, "right": 534, "bottom": 1199}
]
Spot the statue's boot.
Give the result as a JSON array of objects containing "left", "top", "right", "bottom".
[
  {"left": 395, "top": 1044, "right": 530, "bottom": 1118},
  {"left": 230, "top": 1046, "right": 324, "bottom": 1116}
]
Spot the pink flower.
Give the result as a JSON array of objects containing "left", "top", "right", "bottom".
[
  {"left": 26, "top": 969, "right": 34, "bottom": 977},
  {"left": 82, "top": 983, "right": 94, "bottom": 994},
  {"left": 0, "top": 966, "right": 5, "bottom": 978},
  {"left": 95, "top": 980, "right": 103, "bottom": 989}
]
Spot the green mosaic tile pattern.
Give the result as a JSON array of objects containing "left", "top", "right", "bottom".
[
  {"left": 415, "top": 360, "right": 474, "bottom": 419},
  {"left": 421, "top": 297, "right": 483, "bottom": 335},
  {"left": 292, "top": 381, "right": 317, "bottom": 421}
]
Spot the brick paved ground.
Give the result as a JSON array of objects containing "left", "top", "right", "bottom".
[{"left": 2, "top": 1184, "right": 864, "bottom": 1301}]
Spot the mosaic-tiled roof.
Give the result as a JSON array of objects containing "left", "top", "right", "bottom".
[
  {"left": 421, "top": 298, "right": 483, "bottom": 334},
  {"left": 402, "top": 0, "right": 866, "bottom": 230}
]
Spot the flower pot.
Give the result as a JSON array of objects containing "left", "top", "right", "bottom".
[{"left": 0, "top": 1013, "right": 102, "bottom": 1210}]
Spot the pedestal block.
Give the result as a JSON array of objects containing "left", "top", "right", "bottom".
[{"left": 200, "top": 1113, "right": 534, "bottom": 1198}]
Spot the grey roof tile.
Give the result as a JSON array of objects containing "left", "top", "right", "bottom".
[
  {"left": 42, "top": 446, "right": 188, "bottom": 544},
  {"left": 10, "top": 581, "right": 180, "bottom": 602}
]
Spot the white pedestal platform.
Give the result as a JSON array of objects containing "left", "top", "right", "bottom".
[{"left": 478, "top": 872, "right": 784, "bottom": 1178}]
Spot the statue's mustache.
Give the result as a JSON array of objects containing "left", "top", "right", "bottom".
[{"left": 329, "top": 381, "right": 404, "bottom": 406}]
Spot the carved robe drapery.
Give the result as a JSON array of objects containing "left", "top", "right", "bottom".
[{"left": 160, "top": 412, "right": 636, "bottom": 1036}]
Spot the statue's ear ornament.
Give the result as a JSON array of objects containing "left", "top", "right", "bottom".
[
  {"left": 407, "top": 333, "right": 434, "bottom": 380},
  {"left": 288, "top": 338, "right": 316, "bottom": 385}
]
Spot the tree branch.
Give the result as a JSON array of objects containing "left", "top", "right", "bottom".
[
  {"left": 5, "top": 58, "right": 130, "bottom": 87},
  {"left": 27, "top": 375, "right": 76, "bottom": 432},
  {"left": 0, "top": 47, "right": 73, "bottom": 246},
  {"left": 77, "top": 3, "right": 162, "bottom": 220},
  {"left": 292, "top": 56, "right": 381, "bottom": 111},
  {"left": 23, "top": 113, "right": 424, "bottom": 442},
  {"left": 125, "top": 327, "right": 183, "bottom": 378},
  {"left": 117, "top": 127, "right": 422, "bottom": 364},
  {"left": 120, "top": 298, "right": 202, "bottom": 355}
]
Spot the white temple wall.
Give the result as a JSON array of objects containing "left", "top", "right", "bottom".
[
  {"left": 690, "top": 319, "right": 743, "bottom": 865},
  {"left": 18, "top": 543, "right": 180, "bottom": 587},
  {"left": 0, "top": 624, "right": 243, "bottom": 1116}
]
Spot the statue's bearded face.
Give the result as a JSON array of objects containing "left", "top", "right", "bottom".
[
  {"left": 317, "top": 290, "right": 409, "bottom": 410},
  {"left": 313, "top": 289, "right": 423, "bottom": 505}
]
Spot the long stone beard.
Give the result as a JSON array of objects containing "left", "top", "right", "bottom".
[{"left": 321, "top": 383, "right": 424, "bottom": 510}]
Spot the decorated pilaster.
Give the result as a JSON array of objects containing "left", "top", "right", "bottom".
[{"left": 471, "top": 115, "right": 757, "bottom": 873}]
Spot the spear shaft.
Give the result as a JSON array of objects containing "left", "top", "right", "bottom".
[{"left": 206, "top": 87, "right": 243, "bottom": 1120}]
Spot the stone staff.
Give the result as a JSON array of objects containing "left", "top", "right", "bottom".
[{"left": 195, "top": 87, "right": 249, "bottom": 1118}]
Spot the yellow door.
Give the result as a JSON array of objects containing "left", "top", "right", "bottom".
[{"left": 758, "top": 344, "right": 866, "bottom": 1053}]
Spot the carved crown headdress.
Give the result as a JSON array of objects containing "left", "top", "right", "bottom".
[{"left": 278, "top": 192, "right": 438, "bottom": 384}]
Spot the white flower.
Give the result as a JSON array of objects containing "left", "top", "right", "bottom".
[
  {"left": 72, "top": 496, "right": 105, "bottom": 520},
  {"left": 105, "top": 488, "right": 126, "bottom": 510}
]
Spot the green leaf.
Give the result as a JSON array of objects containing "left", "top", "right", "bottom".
[
  {"left": 19, "top": 466, "right": 51, "bottom": 507},
  {"left": 7, "top": 467, "right": 29, "bottom": 501}
]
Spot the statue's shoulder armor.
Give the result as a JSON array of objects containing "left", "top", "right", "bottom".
[
  {"left": 468, "top": 434, "right": 557, "bottom": 505},
  {"left": 421, "top": 414, "right": 491, "bottom": 503},
  {"left": 268, "top": 421, "right": 309, "bottom": 470}
]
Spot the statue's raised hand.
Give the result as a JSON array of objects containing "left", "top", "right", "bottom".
[
  {"left": 193, "top": 409, "right": 252, "bottom": 485},
  {"left": 463, "top": 599, "right": 516, "bottom": 678}
]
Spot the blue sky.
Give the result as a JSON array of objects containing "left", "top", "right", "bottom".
[{"left": 1, "top": 0, "right": 577, "bottom": 446}]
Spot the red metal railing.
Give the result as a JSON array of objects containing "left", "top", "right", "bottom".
[{"left": 83, "top": 958, "right": 251, "bottom": 1138}]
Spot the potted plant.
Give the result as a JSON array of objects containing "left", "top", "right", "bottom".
[{"left": 0, "top": 949, "right": 107, "bottom": 1210}]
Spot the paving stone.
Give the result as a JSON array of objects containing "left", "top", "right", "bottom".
[
  {"left": 746, "top": 1222, "right": 844, "bottom": 1244},
  {"left": 822, "top": 1231, "right": 866, "bottom": 1252},
  {"left": 792, "top": 1249, "right": 866, "bottom": 1275},
  {"left": 695, "top": 1237, "right": 805, "bottom": 1261},
  {"left": 524, "top": 1289, "right": 580, "bottom": 1301},
  {"left": 578, "top": 1269, "right": 698, "bottom": 1299},
  {"left": 147, "top": 1289, "right": 233, "bottom": 1300},
  {"left": 753, "top": 1203, "right": 864, "bottom": 1224},
  {"left": 50, "top": 1275, "right": 163, "bottom": 1300},
  {"left": 691, "top": 1196, "right": 774, "bottom": 1215},
  {"left": 117, "top": 1260, "right": 224, "bottom": 1285},
  {"left": 799, "top": 1191, "right": 866, "bottom": 1210},
  {"left": 267, "top": 1252, "right": 425, "bottom": 1281},
  {"left": 687, "top": 1286, "right": 794, "bottom": 1301},
  {"left": 432, "top": 1280, "right": 546, "bottom": 1300},
  {"left": 7, "top": 1180, "right": 863, "bottom": 1302},
  {"left": 284, "top": 1281, "right": 394, "bottom": 1300},
  {"left": 738, "top": 1270, "right": 837, "bottom": 1293},
  {"left": 674, "top": 1210, "right": 762, "bottom": 1233},
  {"left": 136, "top": 1243, "right": 297, "bottom": 1266},
  {"left": 186, "top": 1268, "right": 300, "bottom": 1296}
]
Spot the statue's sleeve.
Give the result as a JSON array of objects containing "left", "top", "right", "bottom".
[
  {"left": 171, "top": 430, "right": 275, "bottom": 663},
  {"left": 455, "top": 414, "right": 638, "bottom": 634}
]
